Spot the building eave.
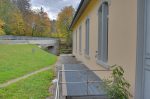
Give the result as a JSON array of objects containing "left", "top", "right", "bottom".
[{"left": 69, "top": 0, "right": 90, "bottom": 30}]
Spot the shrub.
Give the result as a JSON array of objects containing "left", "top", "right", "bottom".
[{"left": 103, "top": 65, "right": 132, "bottom": 99}]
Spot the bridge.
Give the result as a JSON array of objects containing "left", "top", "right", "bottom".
[{"left": 0, "top": 35, "right": 59, "bottom": 55}]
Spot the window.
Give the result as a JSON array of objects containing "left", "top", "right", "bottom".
[
  {"left": 98, "top": 2, "right": 108, "bottom": 63},
  {"left": 85, "top": 18, "right": 90, "bottom": 55},
  {"left": 73, "top": 32, "right": 76, "bottom": 53},
  {"left": 79, "top": 25, "right": 82, "bottom": 52},
  {"left": 76, "top": 30, "right": 77, "bottom": 52}
]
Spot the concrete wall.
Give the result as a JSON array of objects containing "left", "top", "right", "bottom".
[
  {"left": 0, "top": 40, "right": 59, "bottom": 55},
  {"left": 72, "top": 0, "right": 137, "bottom": 98}
]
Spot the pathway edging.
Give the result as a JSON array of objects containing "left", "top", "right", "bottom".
[{"left": 0, "top": 66, "right": 52, "bottom": 88}]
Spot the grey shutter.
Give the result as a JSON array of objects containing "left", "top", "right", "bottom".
[
  {"left": 76, "top": 30, "right": 77, "bottom": 52},
  {"left": 102, "top": 3, "right": 108, "bottom": 62},
  {"left": 85, "top": 18, "right": 90, "bottom": 55},
  {"left": 87, "top": 19, "right": 90, "bottom": 55},
  {"left": 143, "top": 1, "right": 150, "bottom": 98},
  {"left": 74, "top": 32, "right": 76, "bottom": 52},
  {"left": 79, "top": 26, "right": 82, "bottom": 52},
  {"left": 98, "top": 2, "right": 108, "bottom": 63},
  {"left": 98, "top": 8, "right": 102, "bottom": 60}
]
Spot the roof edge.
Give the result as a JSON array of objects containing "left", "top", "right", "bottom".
[{"left": 69, "top": 0, "right": 90, "bottom": 30}]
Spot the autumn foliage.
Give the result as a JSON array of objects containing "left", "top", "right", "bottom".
[
  {"left": 0, "top": 0, "right": 75, "bottom": 49},
  {"left": 56, "top": 6, "right": 75, "bottom": 47},
  {"left": 0, "top": 19, "right": 5, "bottom": 35},
  {"left": 0, "top": 0, "right": 51, "bottom": 36}
]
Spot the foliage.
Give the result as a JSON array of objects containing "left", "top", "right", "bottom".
[
  {"left": 12, "top": 0, "right": 31, "bottom": 16},
  {"left": 56, "top": 6, "right": 75, "bottom": 48},
  {"left": 0, "top": 69, "right": 54, "bottom": 99},
  {"left": 9, "top": 10, "right": 25, "bottom": 35},
  {"left": 0, "top": 0, "right": 75, "bottom": 38},
  {"left": 0, "top": 44, "right": 57, "bottom": 84},
  {"left": 50, "top": 32, "right": 66, "bottom": 38},
  {"left": 12, "top": 0, "right": 33, "bottom": 36},
  {"left": 0, "top": 0, "right": 52, "bottom": 37},
  {"left": 0, "top": 19, "right": 5, "bottom": 35},
  {"left": 0, "top": 0, "right": 17, "bottom": 34},
  {"left": 31, "top": 8, "right": 51, "bottom": 37},
  {"left": 0, "top": 0, "right": 74, "bottom": 38},
  {"left": 103, "top": 65, "right": 132, "bottom": 99}
]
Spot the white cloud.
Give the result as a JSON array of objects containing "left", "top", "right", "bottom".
[{"left": 30, "top": 0, "right": 81, "bottom": 20}]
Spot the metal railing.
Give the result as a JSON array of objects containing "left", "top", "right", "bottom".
[
  {"left": 55, "top": 67, "right": 111, "bottom": 99},
  {"left": 0, "top": 35, "right": 59, "bottom": 45},
  {"left": 55, "top": 71, "right": 60, "bottom": 99},
  {"left": 0, "top": 35, "right": 57, "bottom": 40}
]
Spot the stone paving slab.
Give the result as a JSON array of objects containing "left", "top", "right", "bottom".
[
  {"left": 62, "top": 64, "right": 106, "bottom": 96},
  {"left": 56, "top": 54, "right": 107, "bottom": 99}
]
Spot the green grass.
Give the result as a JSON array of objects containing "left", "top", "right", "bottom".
[
  {"left": 0, "top": 69, "right": 54, "bottom": 99},
  {"left": 0, "top": 44, "right": 57, "bottom": 84}
]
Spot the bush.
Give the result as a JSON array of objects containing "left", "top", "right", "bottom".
[{"left": 103, "top": 65, "right": 132, "bottom": 99}]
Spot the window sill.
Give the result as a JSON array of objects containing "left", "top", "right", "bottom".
[{"left": 96, "top": 60, "right": 110, "bottom": 69}]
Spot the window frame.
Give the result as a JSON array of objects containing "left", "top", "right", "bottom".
[
  {"left": 79, "top": 25, "right": 82, "bottom": 53},
  {"left": 76, "top": 30, "right": 78, "bottom": 52},
  {"left": 97, "top": 1, "right": 109, "bottom": 67},
  {"left": 85, "top": 18, "right": 90, "bottom": 57}
]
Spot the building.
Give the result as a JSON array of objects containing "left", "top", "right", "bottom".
[{"left": 70, "top": 0, "right": 149, "bottom": 99}]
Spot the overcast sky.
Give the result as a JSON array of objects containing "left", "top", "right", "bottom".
[{"left": 30, "top": 0, "right": 81, "bottom": 20}]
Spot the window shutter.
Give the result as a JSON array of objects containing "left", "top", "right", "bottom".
[
  {"left": 98, "top": 2, "right": 108, "bottom": 63},
  {"left": 85, "top": 18, "right": 90, "bottom": 55}
]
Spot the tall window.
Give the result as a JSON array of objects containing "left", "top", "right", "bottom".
[
  {"left": 73, "top": 32, "right": 76, "bottom": 52},
  {"left": 85, "top": 18, "right": 90, "bottom": 55},
  {"left": 98, "top": 2, "right": 108, "bottom": 63},
  {"left": 79, "top": 26, "right": 82, "bottom": 52},
  {"left": 76, "top": 30, "right": 77, "bottom": 52}
]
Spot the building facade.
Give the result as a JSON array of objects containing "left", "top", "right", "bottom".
[{"left": 70, "top": 0, "right": 150, "bottom": 99}]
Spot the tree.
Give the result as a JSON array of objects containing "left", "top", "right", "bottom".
[
  {"left": 50, "top": 20, "right": 57, "bottom": 33},
  {"left": 10, "top": 10, "right": 25, "bottom": 35},
  {"left": 0, "top": 0, "right": 51, "bottom": 37},
  {"left": 12, "top": 0, "right": 31, "bottom": 16},
  {"left": 30, "top": 8, "right": 51, "bottom": 37},
  {"left": 12, "top": 0, "right": 33, "bottom": 35},
  {"left": 0, "top": 19, "right": 5, "bottom": 35},
  {"left": 0, "top": 0, "right": 25, "bottom": 35},
  {"left": 56, "top": 6, "right": 75, "bottom": 48}
]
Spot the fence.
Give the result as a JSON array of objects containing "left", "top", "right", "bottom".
[
  {"left": 55, "top": 69, "right": 111, "bottom": 99},
  {"left": 0, "top": 35, "right": 57, "bottom": 40}
]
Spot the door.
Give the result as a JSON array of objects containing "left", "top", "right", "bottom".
[{"left": 143, "top": 0, "right": 150, "bottom": 99}]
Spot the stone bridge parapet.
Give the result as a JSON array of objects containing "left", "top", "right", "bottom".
[{"left": 0, "top": 35, "right": 59, "bottom": 55}]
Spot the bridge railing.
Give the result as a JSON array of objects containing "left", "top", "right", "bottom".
[{"left": 0, "top": 35, "right": 57, "bottom": 40}]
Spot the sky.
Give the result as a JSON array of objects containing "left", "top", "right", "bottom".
[{"left": 30, "top": 0, "right": 81, "bottom": 20}]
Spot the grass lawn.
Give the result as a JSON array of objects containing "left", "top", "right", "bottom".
[
  {"left": 0, "top": 44, "right": 57, "bottom": 84},
  {"left": 0, "top": 69, "right": 54, "bottom": 99}
]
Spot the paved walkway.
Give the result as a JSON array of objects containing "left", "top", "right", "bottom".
[
  {"left": 54, "top": 54, "right": 108, "bottom": 99},
  {"left": 0, "top": 66, "right": 52, "bottom": 88}
]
